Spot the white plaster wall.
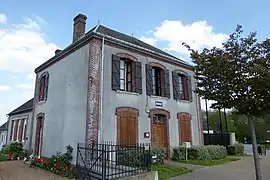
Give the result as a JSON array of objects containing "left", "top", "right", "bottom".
[
  {"left": 33, "top": 44, "right": 89, "bottom": 164},
  {"left": 101, "top": 45, "right": 202, "bottom": 151},
  {"left": 7, "top": 111, "right": 33, "bottom": 151}
]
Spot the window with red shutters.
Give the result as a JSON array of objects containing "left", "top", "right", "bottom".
[{"left": 37, "top": 72, "right": 49, "bottom": 102}]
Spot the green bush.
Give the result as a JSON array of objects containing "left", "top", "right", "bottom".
[
  {"left": 235, "top": 143, "right": 244, "bottom": 154},
  {"left": 150, "top": 146, "right": 166, "bottom": 164},
  {"left": 227, "top": 143, "right": 244, "bottom": 155},
  {"left": 118, "top": 146, "right": 166, "bottom": 167},
  {"left": 2, "top": 142, "right": 24, "bottom": 158},
  {"left": 172, "top": 145, "right": 227, "bottom": 161}
]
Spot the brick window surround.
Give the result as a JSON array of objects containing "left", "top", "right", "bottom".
[{"left": 115, "top": 107, "right": 139, "bottom": 145}]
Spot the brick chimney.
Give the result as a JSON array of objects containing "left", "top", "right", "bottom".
[{"left": 73, "top": 13, "right": 87, "bottom": 42}]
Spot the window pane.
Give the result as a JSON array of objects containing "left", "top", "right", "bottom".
[
  {"left": 120, "top": 60, "right": 125, "bottom": 69},
  {"left": 120, "top": 69, "right": 125, "bottom": 79},
  {"left": 158, "top": 115, "right": 165, "bottom": 125},
  {"left": 127, "top": 82, "right": 132, "bottom": 91},
  {"left": 126, "top": 63, "right": 131, "bottom": 72},
  {"left": 153, "top": 116, "right": 157, "bottom": 124},
  {"left": 127, "top": 72, "right": 131, "bottom": 82},
  {"left": 120, "top": 79, "right": 125, "bottom": 90}
]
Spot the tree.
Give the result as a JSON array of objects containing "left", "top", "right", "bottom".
[{"left": 184, "top": 25, "right": 270, "bottom": 180}]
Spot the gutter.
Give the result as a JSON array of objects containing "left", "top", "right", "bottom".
[{"left": 99, "top": 36, "right": 105, "bottom": 143}]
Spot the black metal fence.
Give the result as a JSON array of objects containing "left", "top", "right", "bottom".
[
  {"left": 204, "top": 133, "right": 230, "bottom": 147},
  {"left": 75, "top": 141, "right": 151, "bottom": 180}
]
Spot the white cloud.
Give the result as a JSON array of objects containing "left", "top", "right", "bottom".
[
  {"left": 139, "top": 36, "right": 156, "bottom": 46},
  {"left": 0, "top": 14, "right": 7, "bottom": 24},
  {"left": 0, "top": 13, "right": 58, "bottom": 125},
  {"left": 0, "top": 85, "right": 11, "bottom": 91},
  {"left": 0, "top": 14, "right": 59, "bottom": 73},
  {"left": 140, "top": 20, "right": 228, "bottom": 55}
]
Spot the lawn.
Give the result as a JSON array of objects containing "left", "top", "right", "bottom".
[
  {"left": 0, "top": 153, "right": 8, "bottom": 162},
  {"left": 151, "top": 164, "right": 191, "bottom": 180},
  {"left": 179, "top": 157, "right": 240, "bottom": 166}
]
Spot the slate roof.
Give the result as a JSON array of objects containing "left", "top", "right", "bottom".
[
  {"left": 7, "top": 98, "right": 34, "bottom": 116},
  {"left": 35, "top": 23, "right": 192, "bottom": 72},
  {"left": 0, "top": 122, "right": 8, "bottom": 131},
  {"left": 91, "top": 25, "right": 189, "bottom": 65}
]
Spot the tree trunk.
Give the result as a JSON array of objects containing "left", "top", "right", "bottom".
[{"left": 248, "top": 116, "right": 262, "bottom": 180}]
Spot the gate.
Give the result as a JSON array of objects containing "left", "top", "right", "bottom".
[
  {"left": 204, "top": 133, "right": 230, "bottom": 147},
  {"left": 75, "top": 142, "right": 151, "bottom": 180}
]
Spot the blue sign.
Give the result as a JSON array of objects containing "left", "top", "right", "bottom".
[{"left": 155, "top": 101, "right": 163, "bottom": 107}]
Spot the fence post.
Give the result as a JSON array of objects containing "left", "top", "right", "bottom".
[
  {"left": 75, "top": 143, "right": 79, "bottom": 179},
  {"left": 101, "top": 143, "right": 106, "bottom": 180}
]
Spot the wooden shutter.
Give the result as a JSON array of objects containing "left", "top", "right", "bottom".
[
  {"left": 9, "top": 121, "right": 14, "bottom": 141},
  {"left": 18, "top": 119, "right": 24, "bottom": 142},
  {"left": 187, "top": 76, "right": 193, "bottom": 101},
  {"left": 164, "top": 69, "right": 170, "bottom": 98},
  {"left": 36, "top": 78, "right": 40, "bottom": 102},
  {"left": 172, "top": 72, "right": 180, "bottom": 100},
  {"left": 183, "top": 76, "right": 188, "bottom": 100},
  {"left": 44, "top": 74, "right": 49, "bottom": 101},
  {"left": 13, "top": 120, "right": 19, "bottom": 141},
  {"left": 179, "top": 114, "right": 192, "bottom": 143},
  {"left": 134, "top": 61, "right": 142, "bottom": 94},
  {"left": 111, "top": 54, "right": 121, "bottom": 91},
  {"left": 145, "top": 64, "right": 153, "bottom": 95}
]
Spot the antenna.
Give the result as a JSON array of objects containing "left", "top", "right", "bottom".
[{"left": 93, "top": 20, "right": 100, "bottom": 32}]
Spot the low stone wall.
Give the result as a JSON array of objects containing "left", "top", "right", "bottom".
[{"left": 119, "top": 171, "right": 158, "bottom": 180}]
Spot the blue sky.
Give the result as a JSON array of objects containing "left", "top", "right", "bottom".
[{"left": 0, "top": 0, "right": 269, "bottom": 125}]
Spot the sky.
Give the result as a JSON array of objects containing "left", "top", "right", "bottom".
[{"left": 0, "top": 0, "right": 270, "bottom": 125}]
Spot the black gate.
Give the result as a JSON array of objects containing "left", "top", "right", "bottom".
[
  {"left": 75, "top": 142, "right": 151, "bottom": 180},
  {"left": 204, "top": 133, "right": 230, "bottom": 147}
]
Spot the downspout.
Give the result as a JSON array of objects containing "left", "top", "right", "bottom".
[
  {"left": 99, "top": 36, "right": 105, "bottom": 143},
  {"left": 195, "top": 92, "right": 202, "bottom": 145}
]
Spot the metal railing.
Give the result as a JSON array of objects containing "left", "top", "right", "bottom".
[{"left": 76, "top": 141, "right": 151, "bottom": 180}]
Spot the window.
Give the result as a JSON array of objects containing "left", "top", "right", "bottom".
[
  {"left": 152, "top": 67, "right": 163, "bottom": 96},
  {"left": 120, "top": 59, "right": 133, "bottom": 91},
  {"left": 37, "top": 72, "right": 49, "bottom": 102},
  {"left": 172, "top": 72, "right": 193, "bottom": 101},
  {"left": 178, "top": 74, "right": 188, "bottom": 100},
  {"left": 145, "top": 63, "right": 170, "bottom": 98},
  {"left": 111, "top": 54, "right": 142, "bottom": 94}
]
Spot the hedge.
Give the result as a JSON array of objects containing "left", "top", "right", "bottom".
[
  {"left": 227, "top": 143, "right": 244, "bottom": 155},
  {"left": 172, "top": 145, "right": 227, "bottom": 161}
]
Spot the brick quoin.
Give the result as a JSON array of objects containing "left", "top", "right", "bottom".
[
  {"left": 86, "top": 38, "right": 101, "bottom": 146},
  {"left": 198, "top": 95, "right": 204, "bottom": 144}
]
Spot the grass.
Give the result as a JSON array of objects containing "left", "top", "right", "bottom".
[
  {"left": 151, "top": 164, "right": 191, "bottom": 180},
  {"left": 179, "top": 157, "right": 240, "bottom": 166},
  {"left": 0, "top": 153, "right": 8, "bottom": 162}
]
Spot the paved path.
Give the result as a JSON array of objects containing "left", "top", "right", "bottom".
[
  {"left": 244, "top": 144, "right": 270, "bottom": 155},
  {"left": 0, "top": 161, "right": 69, "bottom": 180},
  {"left": 173, "top": 156, "right": 270, "bottom": 180}
]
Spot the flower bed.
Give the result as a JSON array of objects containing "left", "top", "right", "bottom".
[{"left": 31, "top": 145, "right": 75, "bottom": 179}]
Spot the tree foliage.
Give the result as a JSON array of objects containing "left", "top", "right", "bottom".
[{"left": 184, "top": 25, "right": 270, "bottom": 117}]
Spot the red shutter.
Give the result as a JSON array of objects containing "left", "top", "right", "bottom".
[
  {"left": 9, "top": 121, "right": 14, "bottom": 141},
  {"left": 23, "top": 122, "right": 27, "bottom": 140},
  {"left": 18, "top": 119, "right": 25, "bottom": 141},
  {"left": 182, "top": 76, "right": 188, "bottom": 100},
  {"left": 13, "top": 120, "right": 19, "bottom": 141}
]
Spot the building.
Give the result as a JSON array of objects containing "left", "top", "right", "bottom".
[
  {"left": 31, "top": 13, "right": 203, "bottom": 163},
  {"left": 0, "top": 122, "right": 8, "bottom": 150},
  {"left": 6, "top": 98, "right": 34, "bottom": 152}
]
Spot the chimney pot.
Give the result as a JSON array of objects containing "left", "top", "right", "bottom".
[
  {"left": 73, "top": 13, "right": 87, "bottom": 42},
  {"left": 55, "top": 49, "right": 62, "bottom": 55}
]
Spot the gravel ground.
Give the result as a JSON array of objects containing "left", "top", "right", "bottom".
[{"left": 0, "top": 161, "right": 70, "bottom": 180}]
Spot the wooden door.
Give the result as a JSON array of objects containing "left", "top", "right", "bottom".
[
  {"left": 152, "top": 114, "right": 167, "bottom": 148},
  {"left": 179, "top": 114, "right": 192, "bottom": 143},
  {"left": 118, "top": 111, "right": 137, "bottom": 145}
]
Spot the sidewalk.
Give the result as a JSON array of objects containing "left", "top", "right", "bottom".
[{"left": 173, "top": 156, "right": 270, "bottom": 180}]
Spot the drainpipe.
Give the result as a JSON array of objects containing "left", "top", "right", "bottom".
[{"left": 99, "top": 36, "right": 105, "bottom": 143}]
